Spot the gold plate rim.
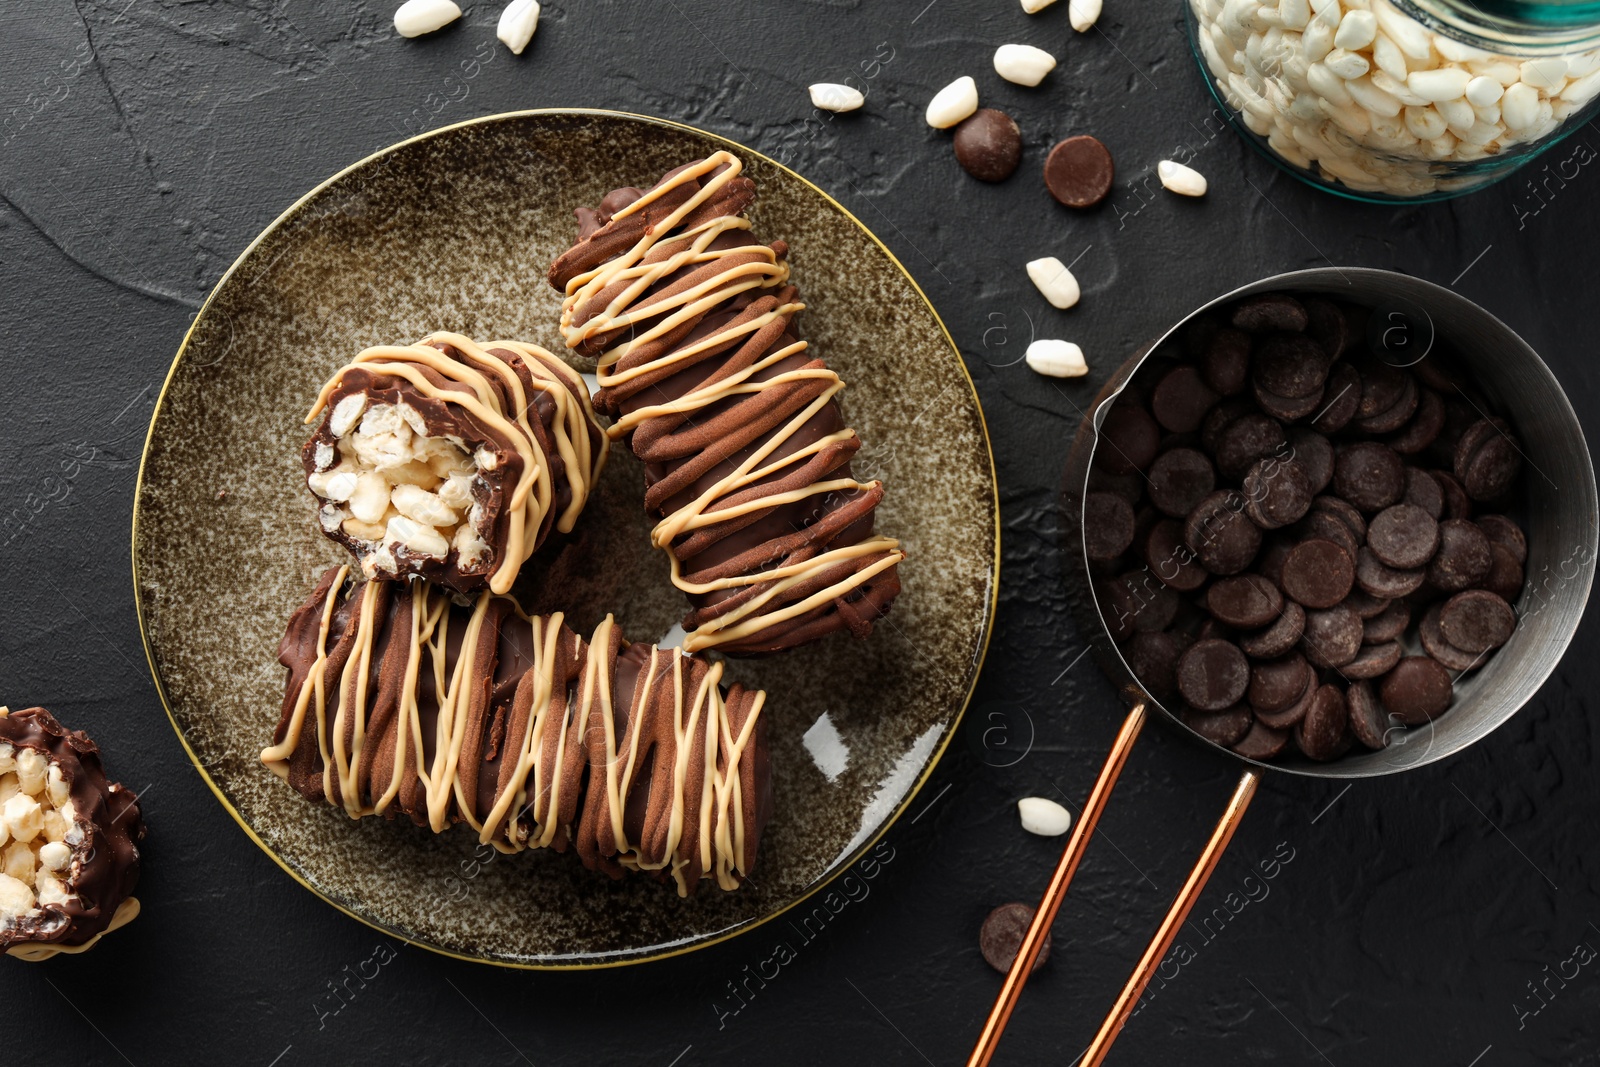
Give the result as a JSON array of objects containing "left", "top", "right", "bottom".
[{"left": 130, "top": 107, "right": 1000, "bottom": 971}]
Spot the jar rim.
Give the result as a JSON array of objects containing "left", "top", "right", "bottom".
[{"left": 1399, "top": 0, "right": 1600, "bottom": 52}]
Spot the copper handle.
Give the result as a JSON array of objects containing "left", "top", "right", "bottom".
[
  {"left": 1078, "top": 769, "right": 1260, "bottom": 1067},
  {"left": 966, "top": 702, "right": 1147, "bottom": 1067}
]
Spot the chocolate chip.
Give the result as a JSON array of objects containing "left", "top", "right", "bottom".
[
  {"left": 1148, "top": 448, "right": 1216, "bottom": 518},
  {"left": 1475, "top": 514, "right": 1527, "bottom": 565},
  {"left": 1207, "top": 573, "right": 1285, "bottom": 629},
  {"left": 1203, "top": 328, "right": 1251, "bottom": 396},
  {"left": 1301, "top": 605, "right": 1362, "bottom": 668},
  {"left": 1366, "top": 504, "right": 1440, "bottom": 570},
  {"left": 1178, "top": 638, "right": 1251, "bottom": 711},
  {"left": 1295, "top": 684, "right": 1349, "bottom": 761},
  {"left": 1281, "top": 539, "right": 1354, "bottom": 609},
  {"left": 1200, "top": 397, "right": 1255, "bottom": 454},
  {"left": 1355, "top": 546, "right": 1426, "bottom": 599},
  {"left": 1481, "top": 542, "right": 1525, "bottom": 603},
  {"left": 1438, "top": 589, "right": 1515, "bottom": 653},
  {"left": 1083, "top": 492, "right": 1136, "bottom": 561},
  {"left": 1231, "top": 293, "right": 1307, "bottom": 334},
  {"left": 1297, "top": 510, "right": 1360, "bottom": 559},
  {"left": 1308, "top": 494, "right": 1367, "bottom": 543},
  {"left": 1356, "top": 371, "right": 1418, "bottom": 434},
  {"left": 1185, "top": 491, "right": 1262, "bottom": 575},
  {"left": 1089, "top": 467, "right": 1145, "bottom": 507},
  {"left": 1254, "top": 334, "right": 1330, "bottom": 399},
  {"left": 1432, "top": 469, "right": 1472, "bottom": 520},
  {"left": 1355, "top": 358, "right": 1410, "bottom": 421},
  {"left": 1182, "top": 704, "right": 1253, "bottom": 747},
  {"left": 1419, "top": 602, "right": 1483, "bottom": 672},
  {"left": 1044, "top": 135, "right": 1114, "bottom": 208},
  {"left": 1427, "top": 519, "right": 1493, "bottom": 593},
  {"left": 1254, "top": 667, "right": 1318, "bottom": 728},
  {"left": 1288, "top": 427, "right": 1334, "bottom": 495},
  {"left": 1342, "top": 588, "right": 1391, "bottom": 619},
  {"left": 1098, "top": 405, "right": 1161, "bottom": 475},
  {"left": 1121, "top": 569, "right": 1180, "bottom": 634},
  {"left": 1255, "top": 536, "right": 1294, "bottom": 588},
  {"left": 1248, "top": 652, "right": 1312, "bottom": 712},
  {"left": 1152, "top": 364, "right": 1221, "bottom": 433},
  {"left": 1144, "top": 518, "right": 1208, "bottom": 591},
  {"left": 981, "top": 902, "right": 1050, "bottom": 974},
  {"left": 1346, "top": 679, "right": 1389, "bottom": 749},
  {"left": 1343, "top": 640, "right": 1402, "bottom": 679},
  {"left": 1216, "top": 414, "right": 1287, "bottom": 480},
  {"left": 1253, "top": 378, "right": 1325, "bottom": 422},
  {"left": 1311, "top": 362, "right": 1361, "bottom": 433},
  {"left": 1334, "top": 442, "right": 1405, "bottom": 512},
  {"left": 1240, "top": 600, "right": 1305, "bottom": 659},
  {"left": 1243, "top": 457, "right": 1314, "bottom": 529},
  {"left": 1379, "top": 656, "right": 1454, "bottom": 725},
  {"left": 1453, "top": 417, "right": 1522, "bottom": 502},
  {"left": 1388, "top": 387, "right": 1445, "bottom": 454},
  {"left": 953, "top": 109, "right": 1023, "bottom": 182},
  {"left": 1362, "top": 599, "right": 1411, "bottom": 644},
  {"left": 1127, "top": 631, "right": 1186, "bottom": 702},
  {"left": 1402, "top": 467, "right": 1444, "bottom": 519},
  {"left": 1231, "top": 719, "right": 1289, "bottom": 759},
  {"left": 1304, "top": 297, "right": 1351, "bottom": 360}
]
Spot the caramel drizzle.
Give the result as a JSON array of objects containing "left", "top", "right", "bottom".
[
  {"left": 556, "top": 151, "right": 903, "bottom": 652},
  {"left": 305, "top": 333, "right": 607, "bottom": 595},
  {"left": 259, "top": 574, "right": 760, "bottom": 894}
]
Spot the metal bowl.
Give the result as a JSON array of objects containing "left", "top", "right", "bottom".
[{"left": 1062, "top": 267, "right": 1598, "bottom": 779}]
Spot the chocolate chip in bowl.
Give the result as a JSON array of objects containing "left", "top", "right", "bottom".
[{"left": 1065, "top": 268, "right": 1597, "bottom": 777}]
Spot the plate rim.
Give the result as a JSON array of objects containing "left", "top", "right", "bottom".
[{"left": 130, "top": 107, "right": 1000, "bottom": 970}]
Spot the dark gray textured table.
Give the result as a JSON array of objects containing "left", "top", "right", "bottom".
[{"left": 4, "top": 1, "right": 1598, "bottom": 1064}]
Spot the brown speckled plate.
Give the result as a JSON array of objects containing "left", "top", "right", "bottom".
[{"left": 133, "top": 110, "right": 996, "bottom": 968}]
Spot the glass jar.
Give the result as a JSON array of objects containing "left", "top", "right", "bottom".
[{"left": 1185, "top": 0, "right": 1600, "bottom": 201}]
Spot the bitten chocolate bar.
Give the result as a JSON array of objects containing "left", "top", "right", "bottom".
[{"left": 302, "top": 332, "right": 608, "bottom": 596}]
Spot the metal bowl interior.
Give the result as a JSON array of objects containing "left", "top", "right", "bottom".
[{"left": 1064, "top": 267, "right": 1597, "bottom": 779}]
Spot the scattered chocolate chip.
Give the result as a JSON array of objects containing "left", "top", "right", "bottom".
[
  {"left": 1148, "top": 448, "right": 1216, "bottom": 518},
  {"left": 1438, "top": 589, "right": 1515, "bottom": 653},
  {"left": 1178, "top": 638, "right": 1251, "bottom": 711},
  {"left": 1083, "top": 492, "right": 1136, "bottom": 561},
  {"left": 1044, "top": 135, "right": 1114, "bottom": 208},
  {"left": 953, "top": 109, "right": 1023, "bottom": 182},
  {"left": 1240, "top": 600, "right": 1305, "bottom": 659},
  {"left": 1182, "top": 704, "right": 1253, "bottom": 747},
  {"left": 1379, "top": 656, "right": 1454, "bottom": 725},
  {"left": 1334, "top": 441, "right": 1405, "bottom": 512},
  {"left": 1231, "top": 293, "right": 1307, "bottom": 334},
  {"left": 1185, "top": 491, "right": 1262, "bottom": 575},
  {"left": 980, "top": 902, "right": 1050, "bottom": 974},
  {"left": 1281, "top": 539, "right": 1355, "bottom": 609},
  {"left": 1301, "top": 605, "right": 1363, "bottom": 668},
  {"left": 1427, "top": 518, "right": 1492, "bottom": 593},
  {"left": 1295, "top": 684, "right": 1350, "bottom": 760},
  {"left": 1366, "top": 503, "right": 1440, "bottom": 570}
]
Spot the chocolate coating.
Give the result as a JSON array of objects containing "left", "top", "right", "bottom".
[{"left": 0, "top": 707, "right": 143, "bottom": 956}]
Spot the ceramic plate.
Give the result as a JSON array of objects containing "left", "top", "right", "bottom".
[{"left": 133, "top": 110, "right": 996, "bottom": 968}]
